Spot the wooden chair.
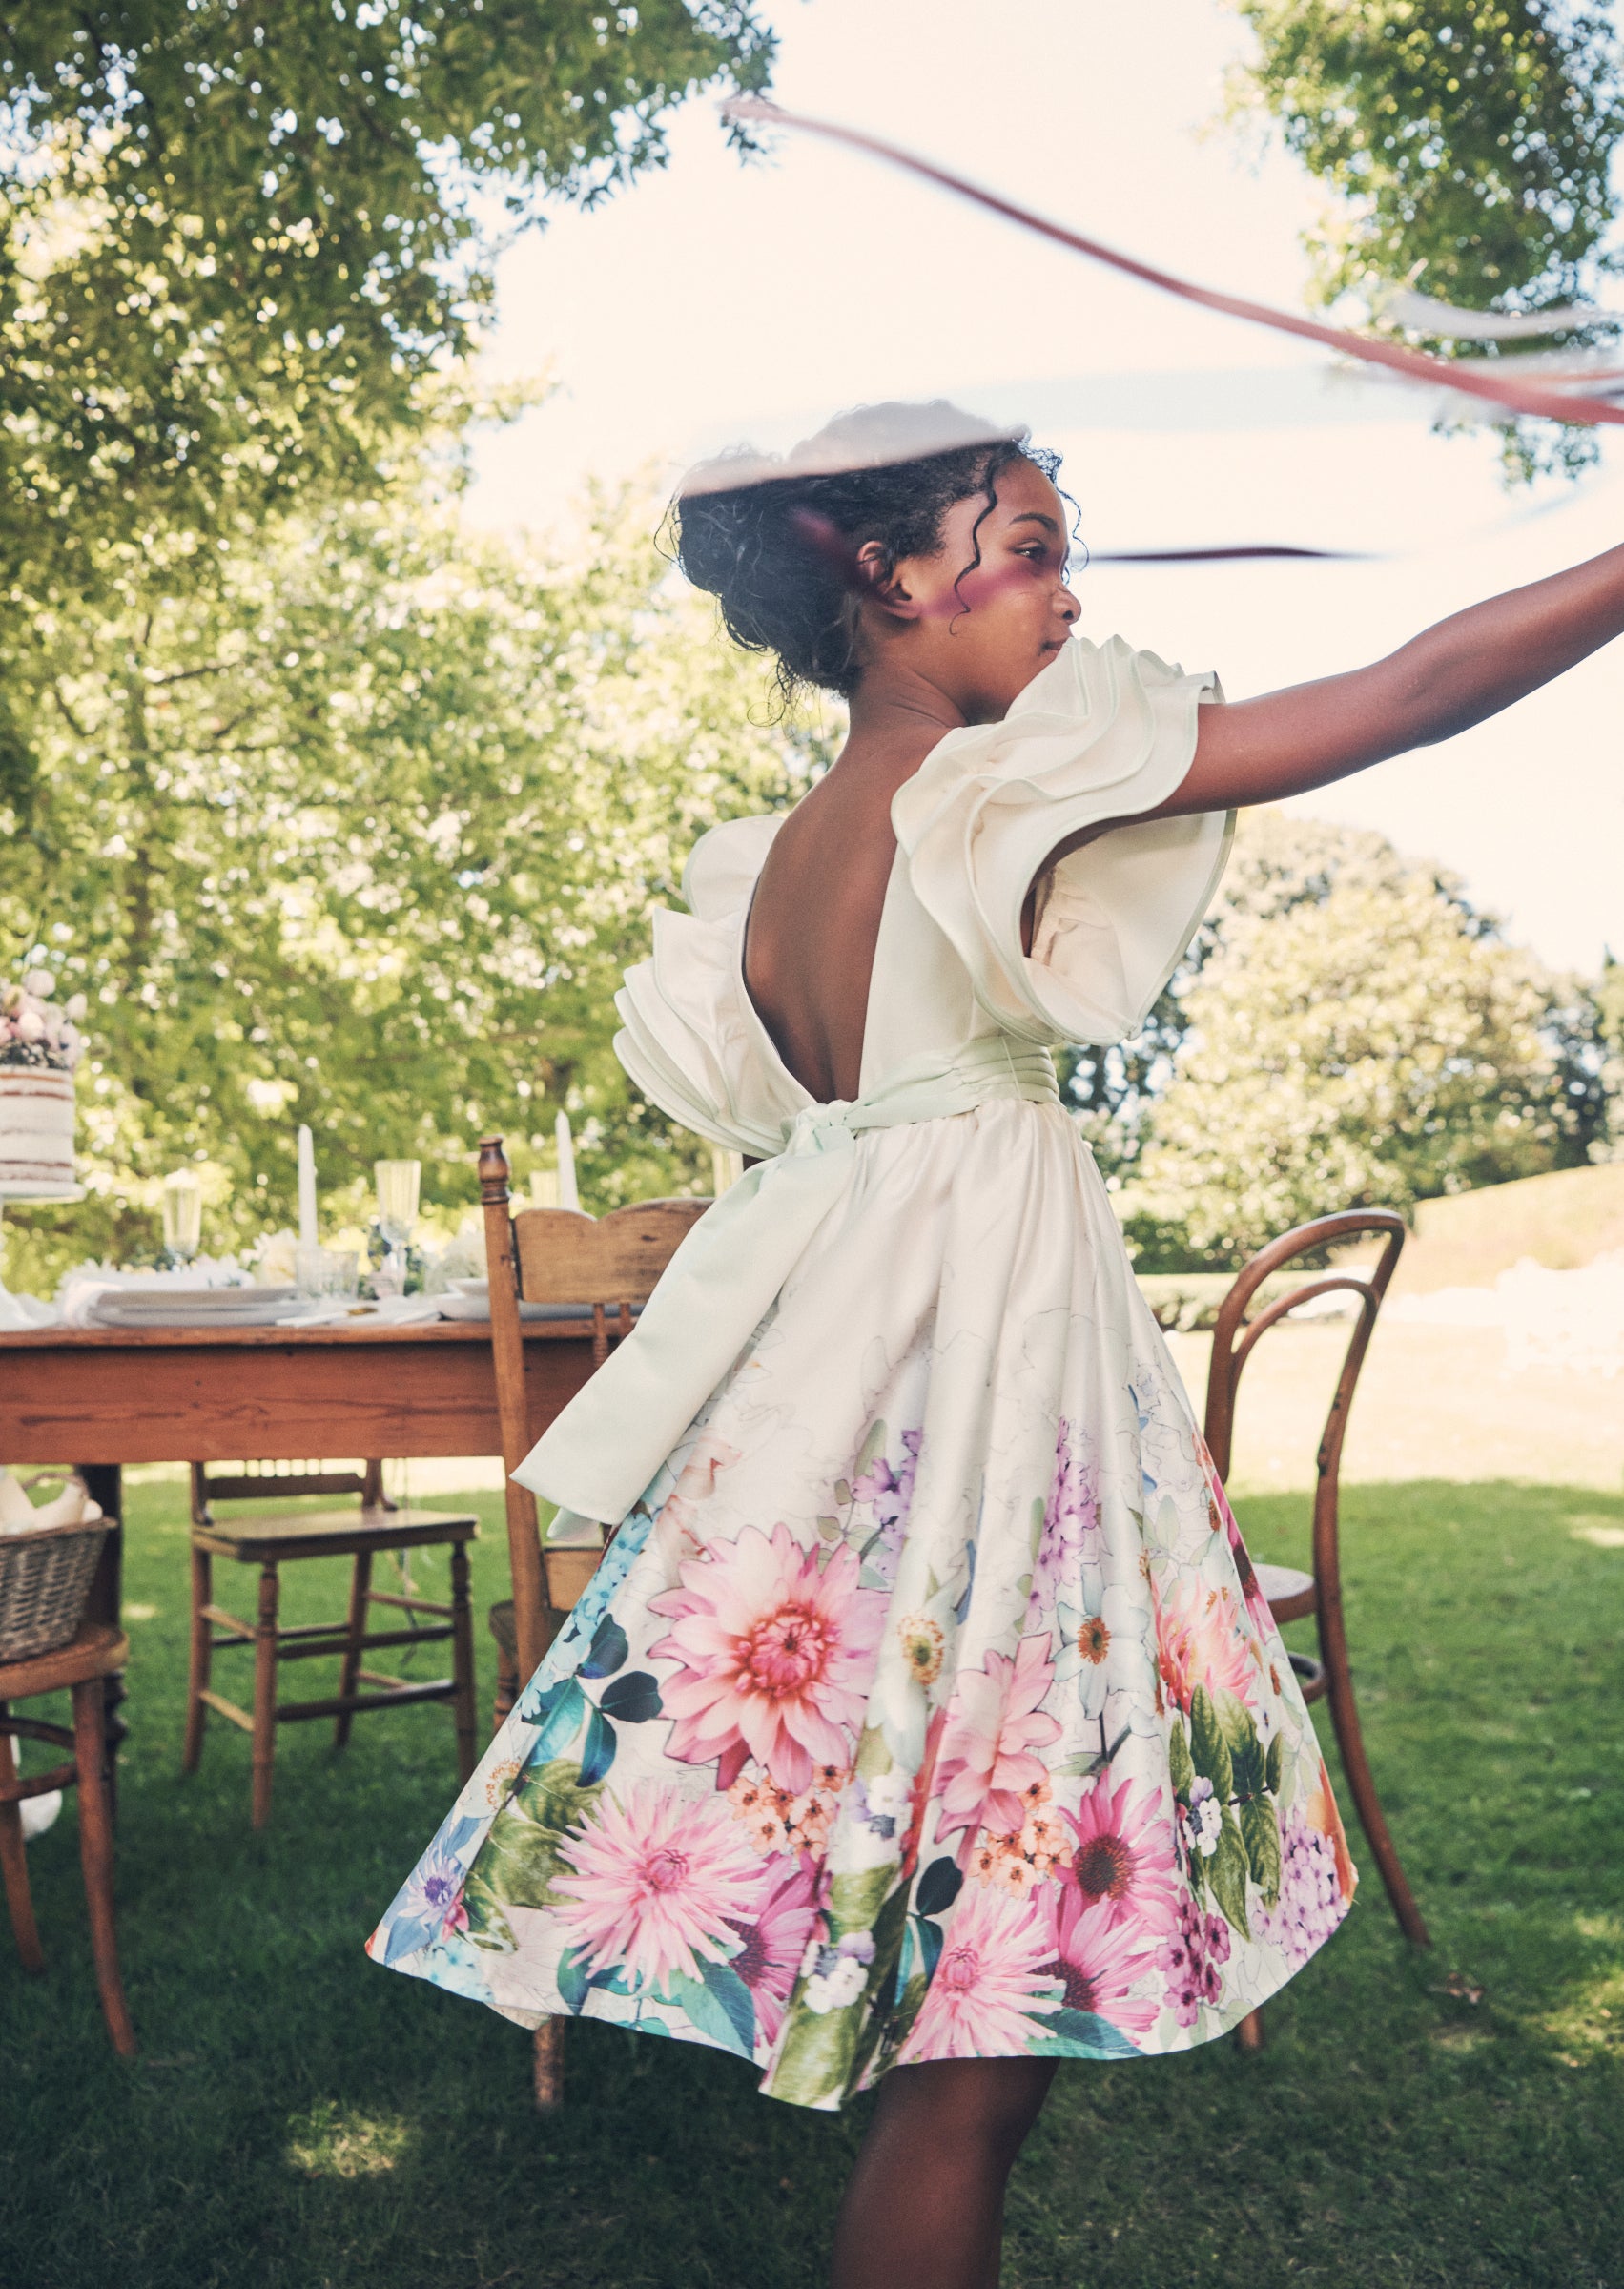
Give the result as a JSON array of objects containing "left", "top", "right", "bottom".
[
  {"left": 182, "top": 1459, "right": 479, "bottom": 1828},
  {"left": 1203, "top": 1208, "right": 1429, "bottom": 2051},
  {"left": 1, "top": 1622, "right": 135, "bottom": 2055},
  {"left": 477, "top": 1134, "right": 709, "bottom": 2103}
]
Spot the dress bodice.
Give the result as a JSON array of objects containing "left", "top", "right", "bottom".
[{"left": 615, "top": 635, "right": 1233, "bottom": 1154}]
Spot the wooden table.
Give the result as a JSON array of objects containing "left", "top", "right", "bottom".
[{"left": 0, "top": 1320, "right": 596, "bottom": 1746}]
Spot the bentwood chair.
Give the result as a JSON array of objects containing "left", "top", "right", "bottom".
[
  {"left": 183, "top": 1459, "right": 479, "bottom": 1827},
  {"left": 1, "top": 1621, "right": 136, "bottom": 2055},
  {"left": 1203, "top": 1208, "right": 1429, "bottom": 2051},
  {"left": 477, "top": 1134, "right": 709, "bottom": 2104}
]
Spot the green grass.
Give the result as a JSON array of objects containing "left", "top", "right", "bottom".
[{"left": 3, "top": 1475, "right": 1623, "bottom": 2288}]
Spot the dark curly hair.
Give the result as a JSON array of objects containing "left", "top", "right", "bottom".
[{"left": 668, "top": 401, "right": 1063, "bottom": 703}]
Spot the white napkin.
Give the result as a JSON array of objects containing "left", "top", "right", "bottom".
[
  {"left": 0, "top": 1289, "right": 60, "bottom": 1331},
  {"left": 278, "top": 1291, "right": 447, "bottom": 1329},
  {"left": 0, "top": 1466, "right": 103, "bottom": 1533}
]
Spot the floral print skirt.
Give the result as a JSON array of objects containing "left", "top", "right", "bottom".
[{"left": 369, "top": 1101, "right": 1354, "bottom": 2110}]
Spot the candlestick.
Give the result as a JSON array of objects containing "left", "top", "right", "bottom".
[
  {"left": 555, "top": 1110, "right": 580, "bottom": 1214},
  {"left": 298, "top": 1124, "right": 318, "bottom": 1248}
]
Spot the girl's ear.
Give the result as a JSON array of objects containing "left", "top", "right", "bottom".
[{"left": 853, "top": 539, "right": 923, "bottom": 621}]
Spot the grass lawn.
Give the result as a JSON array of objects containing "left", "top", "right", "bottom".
[{"left": 3, "top": 1473, "right": 1622, "bottom": 2289}]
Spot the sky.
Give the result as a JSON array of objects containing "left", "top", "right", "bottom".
[{"left": 464, "top": 0, "right": 1624, "bottom": 976}]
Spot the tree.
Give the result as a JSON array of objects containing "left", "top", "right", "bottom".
[
  {"left": 0, "top": 4, "right": 774, "bottom": 626},
  {"left": 1228, "top": 1, "right": 1624, "bottom": 477},
  {"left": 0, "top": 484, "right": 827, "bottom": 1291},
  {"left": 1118, "top": 812, "right": 1602, "bottom": 1264}
]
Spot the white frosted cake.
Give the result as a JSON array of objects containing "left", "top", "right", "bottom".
[{"left": 0, "top": 972, "right": 83, "bottom": 1192}]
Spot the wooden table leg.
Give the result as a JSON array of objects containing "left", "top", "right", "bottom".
[{"left": 77, "top": 1465, "right": 126, "bottom": 1794}]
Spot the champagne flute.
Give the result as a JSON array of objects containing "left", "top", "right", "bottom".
[
  {"left": 161, "top": 1169, "right": 204, "bottom": 1268},
  {"left": 373, "top": 1159, "right": 421, "bottom": 1295}
]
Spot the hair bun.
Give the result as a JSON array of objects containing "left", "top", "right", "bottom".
[{"left": 669, "top": 401, "right": 1053, "bottom": 702}]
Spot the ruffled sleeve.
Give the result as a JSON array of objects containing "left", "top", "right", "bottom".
[
  {"left": 612, "top": 814, "right": 806, "bottom": 1157},
  {"left": 892, "top": 635, "right": 1232, "bottom": 1047}
]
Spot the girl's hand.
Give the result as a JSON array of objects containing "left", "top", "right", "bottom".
[{"left": 1156, "top": 539, "right": 1624, "bottom": 817}]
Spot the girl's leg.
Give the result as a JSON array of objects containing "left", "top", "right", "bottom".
[{"left": 830, "top": 2056, "right": 1058, "bottom": 2289}]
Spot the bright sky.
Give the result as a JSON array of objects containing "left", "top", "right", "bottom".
[{"left": 467, "top": 0, "right": 1624, "bottom": 976}]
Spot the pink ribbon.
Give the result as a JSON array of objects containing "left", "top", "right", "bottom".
[{"left": 724, "top": 98, "right": 1624, "bottom": 434}]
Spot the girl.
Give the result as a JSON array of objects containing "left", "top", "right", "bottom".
[{"left": 372, "top": 402, "right": 1620, "bottom": 2287}]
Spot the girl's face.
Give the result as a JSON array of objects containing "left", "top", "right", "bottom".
[{"left": 858, "top": 457, "right": 1080, "bottom": 721}]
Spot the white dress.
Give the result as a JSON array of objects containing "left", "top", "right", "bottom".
[{"left": 369, "top": 636, "right": 1356, "bottom": 2110}]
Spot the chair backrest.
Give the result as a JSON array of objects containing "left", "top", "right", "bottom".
[
  {"left": 191, "top": 1458, "right": 387, "bottom": 1527},
  {"left": 477, "top": 1135, "right": 709, "bottom": 1680},
  {"left": 1203, "top": 1208, "right": 1406, "bottom": 1594}
]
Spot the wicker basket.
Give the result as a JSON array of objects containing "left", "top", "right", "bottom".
[{"left": 0, "top": 1514, "right": 109, "bottom": 1663}]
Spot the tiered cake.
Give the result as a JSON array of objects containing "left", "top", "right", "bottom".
[{"left": 0, "top": 972, "right": 83, "bottom": 1191}]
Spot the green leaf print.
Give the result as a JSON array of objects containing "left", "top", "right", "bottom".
[
  {"left": 1031, "top": 2007, "right": 1143, "bottom": 2060},
  {"left": 915, "top": 1857, "right": 964, "bottom": 1918},
  {"left": 1221, "top": 1696, "right": 1266, "bottom": 1804},
  {"left": 847, "top": 1882, "right": 914, "bottom": 2091},
  {"left": 459, "top": 1872, "right": 516, "bottom": 1954},
  {"left": 666, "top": 1965, "right": 755, "bottom": 2058},
  {"left": 578, "top": 1616, "right": 628, "bottom": 1680},
  {"left": 576, "top": 1705, "right": 616, "bottom": 1789},
  {"left": 599, "top": 1670, "right": 663, "bottom": 1723},
  {"left": 770, "top": 1993, "right": 862, "bottom": 2108},
  {"left": 855, "top": 1419, "right": 889, "bottom": 1475},
  {"left": 1167, "top": 1718, "right": 1195, "bottom": 1801},
  {"left": 1240, "top": 1794, "right": 1283, "bottom": 1909},
  {"left": 1208, "top": 1807, "right": 1252, "bottom": 1938},
  {"left": 469, "top": 1756, "right": 606, "bottom": 1935},
  {"left": 830, "top": 1865, "right": 894, "bottom": 1936},
  {"left": 1264, "top": 1732, "right": 1285, "bottom": 1799},
  {"left": 833, "top": 1479, "right": 853, "bottom": 1510},
  {"left": 816, "top": 1516, "right": 842, "bottom": 1541},
  {"left": 1189, "top": 1686, "right": 1234, "bottom": 1804},
  {"left": 524, "top": 1678, "right": 587, "bottom": 1763},
  {"left": 555, "top": 1945, "right": 590, "bottom": 2016}
]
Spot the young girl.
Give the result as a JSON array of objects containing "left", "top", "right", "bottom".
[{"left": 372, "top": 401, "right": 1620, "bottom": 2286}]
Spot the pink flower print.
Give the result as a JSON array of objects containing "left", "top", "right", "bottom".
[
  {"left": 1034, "top": 1420, "right": 1100, "bottom": 1610},
  {"left": 935, "top": 1635, "right": 1062, "bottom": 1846},
  {"left": 852, "top": 1428, "right": 922, "bottom": 1571},
  {"left": 896, "top": 1882, "right": 1059, "bottom": 2063},
  {"left": 1255, "top": 1780, "right": 1354, "bottom": 1969},
  {"left": 1155, "top": 1888, "right": 1233, "bottom": 2028},
  {"left": 552, "top": 1782, "right": 766, "bottom": 1994},
  {"left": 1201, "top": 1462, "right": 1276, "bottom": 1639},
  {"left": 899, "top": 1704, "right": 948, "bottom": 1883},
  {"left": 1048, "top": 1889, "right": 1160, "bottom": 2039},
  {"left": 1061, "top": 1773, "right": 1180, "bottom": 1935},
  {"left": 649, "top": 1523, "right": 885, "bottom": 1795},
  {"left": 723, "top": 1858, "right": 820, "bottom": 2050},
  {"left": 1152, "top": 1578, "right": 1258, "bottom": 1716}
]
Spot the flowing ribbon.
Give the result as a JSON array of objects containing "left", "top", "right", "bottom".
[
  {"left": 514, "top": 1040, "right": 1059, "bottom": 1523},
  {"left": 723, "top": 97, "right": 1624, "bottom": 435}
]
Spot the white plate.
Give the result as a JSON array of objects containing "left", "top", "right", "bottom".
[{"left": 108, "top": 1284, "right": 296, "bottom": 1316}]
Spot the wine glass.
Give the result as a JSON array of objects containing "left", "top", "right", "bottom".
[
  {"left": 161, "top": 1169, "right": 204, "bottom": 1268},
  {"left": 373, "top": 1159, "right": 421, "bottom": 1295}
]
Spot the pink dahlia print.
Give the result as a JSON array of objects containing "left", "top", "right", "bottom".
[
  {"left": 1048, "top": 1886, "right": 1160, "bottom": 2039},
  {"left": 552, "top": 1782, "right": 766, "bottom": 1992},
  {"left": 1062, "top": 1773, "right": 1180, "bottom": 1935},
  {"left": 1152, "top": 1578, "right": 1259, "bottom": 1716},
  {"left": 897, "top": 1881, "right": 1059, "bottom": 2063},
  {"left": 935, "top": 1634, "right": 1062, "bottom": 1847},
  {"left": 723, "top": 1858, "right": 821, "bottom": 2050},
  {"left": 649, "top": 1522, "right": 886, "bottom": 1794}
]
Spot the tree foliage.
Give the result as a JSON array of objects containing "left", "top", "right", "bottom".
[
  {"left": 0, "top": 486, "right": 826, "bottom": 1289},
  {"left": 0, "top": 2, "right": 772, "bottom": 618},
  {"left": 1229, "top": 1, "right": 1624, "bottom": 477},
  {"left": 1119, "top": 812, "right": 1603, "bottom": 1264}
]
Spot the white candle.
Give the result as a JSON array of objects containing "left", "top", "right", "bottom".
[
  {"left": 555, "top": 1110, "right": 580, "bottom": 1214},
  {"left": 297, "top": 1124, "right": 318, "bottom": 1248}
]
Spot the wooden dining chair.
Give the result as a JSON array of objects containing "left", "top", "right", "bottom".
[
  {"left": 1203, "top": 1207, "right": 1429, "bottom": 2050},
  {"left": 182, "top": 1458, "right": 479, "bottom": 1827},
  {"left": 1, "top": 1620, "right": 136, "bottom": 2055},
  {"left": 477, "top": 1134, "right": 709, "bottom": 2104}
]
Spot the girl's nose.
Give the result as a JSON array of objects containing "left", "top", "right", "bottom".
[{"left": 1057, "top": 583, "right": 1081, "bottom": 625}]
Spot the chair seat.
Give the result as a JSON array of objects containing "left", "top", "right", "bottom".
[
  {"left": 194, "top": 1505, "right": 478, "bottom": 1559},
  {"left": 1256, "top": 1561, "right": 1316, "bottom": 1622},
  {"left": 0, "top": 1622, "right": 131, "bottom": 1701}
]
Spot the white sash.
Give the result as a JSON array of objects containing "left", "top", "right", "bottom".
[{"left": 512, "top": 1038, "right": 1059, "bottom": 1524}]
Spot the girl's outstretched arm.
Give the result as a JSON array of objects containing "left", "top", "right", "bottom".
[{"left": 1157, "top": 540, "right": 1624, "bottom": 817}]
